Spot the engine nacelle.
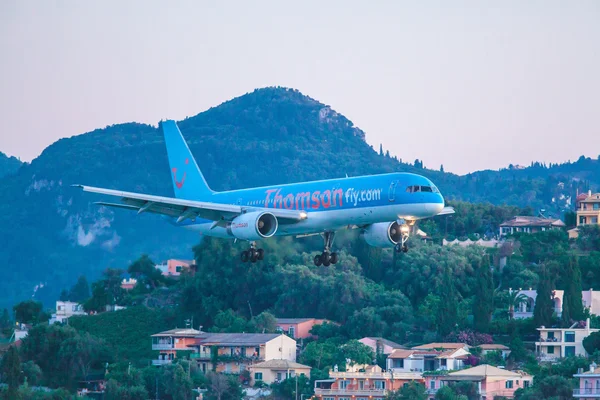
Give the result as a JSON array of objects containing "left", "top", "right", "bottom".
[
  {"left": 363, "top": 221, "right": 403, "bottom": 247},
  {"left": 229, "top": 211, "right": 278, "bottom": 241}
]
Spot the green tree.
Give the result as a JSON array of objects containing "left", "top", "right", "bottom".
[
  {"left": 562, "top": 256, "right": 584, "bottom": 325},
  {"left": 247, "top": 311, "right": 277, "bottom": 333},
  {"left": 583, "top": 331, "right": 600, "bottom": 355},
  {"left": 128, "top": 255, "right": 164, "bottom": 290},
  {"left": 13, "top": 300, "right": 46, "bottom": 325},
  {"left": 0, "top": 345, "right": 21, "bottom": 396},
  {"left": 162, "top": 363, "right": 193, "bottom": 400},
  {"left": 21, "top": 360, "right": 42, "bottom": 386},
  {"left": 533, "top": 263, "right": 555, "bottom": 328},
  {"left": 69, "top": 275, "right": 90, "bottom": 303},
  {"left": 0, "top": 308, "right": 10, "bottom": 331},
  {"left": 504, "top": 291, "right": 529, "bottom": 320},
  {"left": 473, "top": 258, "right": 494, "bottom": 332},
  {"left": 437, "top": 266, "right": 459, "bottom": 337},
  {"left": 341, "top": 339, "right": 375, "bottom": 367},
  {"left": 386, "top": 381, "right": 427, "bottom": 400}
]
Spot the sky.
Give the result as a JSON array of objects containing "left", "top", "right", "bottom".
[{"left": 1, "top": 1, "right": 599, "bottom": 175}]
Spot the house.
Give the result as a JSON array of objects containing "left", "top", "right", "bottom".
[
  {"left": 571, "top": 191, "right": 600, "bottom": 239},
  {"left": 151, "top": 328, "right": 202, "bottom": 366},
  {"left": 387, "top": 346, "right": 469, "bottom": 373},
  {"left": 49, "top": 301, "right": 86, "bottom": 324},
  {"left": 13, "top": 323, "right": 30, "bottom": 341},
  {"left": 424, "top": 364, "right": 533, "bottom": 399},
  {"left": 359, "top": 337, "right": 406, "bottom": 355},
  {"left": 499, "top": 216, "right": 565, "bottom": 237},
  {"left": 275, "top": 318, "right": 329, "bottom": 339},
  {"left": 536, "top": 318, "right": 600, "bottom": 361},
  {"left": 314, "top": 364, "right": 423, "bottom": 399},
  {"left": 411, "top": 343, "right": 470, "bottom": 351},
  {"left": 249, "top": 359, "right": 311, "bottom": 385},
  {"left": 155, "top": 259, "right": 196, "bottom": 277},
  {"left": 121, "top": 278, "right": 137, "bottom": 290},
  {"left": 189, "top": 333, "right": 297, "bottom": 374},
  {"left": 574, "top": 362, "right": 600, "bottom": 398},
  {"left": 513, "top": 288, "right": 600, "bottom": 319},
  {"left": 478, "top": 344, "right": 511, "bottom": 359}
]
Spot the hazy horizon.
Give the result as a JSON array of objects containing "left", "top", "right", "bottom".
[{"left": 1, "top": 1, "right": 599, "bottom": 174}]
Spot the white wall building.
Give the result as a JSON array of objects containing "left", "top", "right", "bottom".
[
  {"left": 49, "top": 301, "right": 86, "bottom": 324},
  {"left": 513, "top": 289, "right": 600, "bottom": 319},
  {"left": 536, "top": 318, "right": 599, "bottom": 361}
]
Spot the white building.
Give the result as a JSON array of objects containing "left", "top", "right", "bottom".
[
  {"left": 387, "top": 346, "right": 470, "bottom": 373},
  {"left": 513, "top": 288, "right": 600, "bottom": 319},
  {"left": 49, "top": 301, "right": 86, "bottom": 324},
  {"left": 359, "top": 337, "right": 406, "bottom": 355},
  {"left": 536, "top": 318, "right": 599, "bottom": 361}
]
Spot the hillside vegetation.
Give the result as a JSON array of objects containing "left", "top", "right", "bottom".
[{"left": 0, "top": 87, "right": 597, "bottom": 308}]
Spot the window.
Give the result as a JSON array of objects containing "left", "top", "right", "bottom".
[
  {"left": 524, "top": 381, "right": 530, "bottom": 388},
  {"left": 565, "top": 346, "right": 576, "bottom": 357},
  {"left": 547, "top": 332, "right": 555, "bottom": 339},
  {"left": 421, "top": 186, "right": 433, "bottom": 192},
  {"left": 594, "top": 203, "right": 600, "bottom": 210},
  {"left": 430, "top": 380, "right": 436, "bottom": 389},
  {"left": 593, "top": 217, "right": 599, "bottom": 224},
  {"left": 581, "top": 216, "right": 587, "bottom": 225},
  {"left": 288, "top": 326, "right": 295, "bottom": 338},
  {"left": 374, "top": 381, "right": 386, "bottom": 389},
  {"left": 505, "top": 381, "right": 513, "bottom": 389},
  {"left": 547, "top": 346, "right": 555, "bottom": 354},
  {"left": 254, "top": 372, "right": 263, "bottom": 380},
  {"left": 276, "top": 372, "right": 282, "bottom": 381},
  {"left": 340, "top": 380, "right": 349, "bottom": 389},
  {"left": 392, "top": 359, "right": 404, "bottom": 368},
  {"left": 441, "top": 359, "right": 447, "bottom": 366},
  {"left": 565, "top": 331, "right": 575, "bottom": 343}
]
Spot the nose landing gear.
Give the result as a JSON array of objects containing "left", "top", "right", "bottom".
[
  {"left": 241, "top": 242, "right": 265, "bottom": 263},
  {"left": 394, "top": 221, "right": 411, "bottom": 253},
  {"left": 314, "top": 231, "right": 339, "bottom": 266}
]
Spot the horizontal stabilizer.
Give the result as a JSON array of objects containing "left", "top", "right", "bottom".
[{"left": 437, "top": 206, "right": 455, "bottom": 216}]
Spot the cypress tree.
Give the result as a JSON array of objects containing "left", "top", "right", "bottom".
[
  {"left": 562, "top": 256, "right": 584, "bottom": 325},
  {"left": 0, "top": 345, "right": 21, "bottom": 395},
  {"left": 436, "top": 266, "right": 459, "bottom": 338},
  {"left": 379, "top": 144, "right": 383, "bottom": 156},
  {"left": 534, "top": 262, "right": 556, "bottom": 327},
  {"left": 473, "top": 258, "right": 494, "bottom": 332}
]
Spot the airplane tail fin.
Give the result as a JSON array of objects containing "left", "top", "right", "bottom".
[{"left": 160, "top": 120, "right": 214, "bottom": 200}]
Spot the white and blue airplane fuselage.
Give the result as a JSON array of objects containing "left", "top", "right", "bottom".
[{"left": 76, "top": 120, "right": 453, "bottom": 265}]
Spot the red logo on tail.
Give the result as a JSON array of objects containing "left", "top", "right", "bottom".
[{"left": 172, "top": 168, "right": 186, "bottom": 189}]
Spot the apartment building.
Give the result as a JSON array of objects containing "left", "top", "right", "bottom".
[
  {"left": 499, "top": 216, "right": 565, "bottom": 237},
  {"left": 151, "top": 328, "right": 202, "bottom": 366},
  {"left": 424, "top": 365, "right": 533, "bottom": 400},
  {"left": 574, "top": 363, "right": 600, "bottom": 398},
  {"left": 570, "top": 192, "right": 600, "bottom": 239},
  {"left": 189, "top": 333, "right": 297, "bottom": 374},
  {"left": 49, "top": 301, "right": 86, "bottom": 324},
  {"left": 536, "top": 318, "right": 599, "bottom": 361},
  {"left": 513, "top": 288, "right": 600, "bottom": 319},
  {"left": 314, "top": 364, "right": 423, "bottom": 400}
]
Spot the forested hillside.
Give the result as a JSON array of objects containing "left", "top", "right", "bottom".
[
  {"left": 0, "top": 151, "right": 22, "bottom": 179},
  {"left": 0, "top": 87, "right": 596, "bottom": 308}
]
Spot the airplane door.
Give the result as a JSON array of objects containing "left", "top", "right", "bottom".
[{"left": 388, "top": 181, "right": 397, "bottom": 202}]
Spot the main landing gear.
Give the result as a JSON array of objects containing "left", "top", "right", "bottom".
[
  {"left": 314, "top": 232, "right": 339, "bottom": 267},
  {"left": 394, "top": 220, "right": 411, "bottom": 253},
  {"left": 241, "top": 242, "right": 264, "bottom": 263}
]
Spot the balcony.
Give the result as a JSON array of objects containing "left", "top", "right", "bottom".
[
  {"left": 574, "top": 388, "right": 600, "bottom": 397},
  {"left": 152, "top": 343, "right": 174, "bottom": 350},
  {"left": 152, "top": 359, "right": 172, "bottom": 366},
  {"left": 190, "top": 352, "right": 212, "bottom": 360},
  {"left": 314, "top": 388, "right": 387, "bottom": 397}
]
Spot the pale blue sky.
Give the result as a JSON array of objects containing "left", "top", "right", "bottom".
[{"left": 1, "top": 1, "right": 599, "bottom": 174}]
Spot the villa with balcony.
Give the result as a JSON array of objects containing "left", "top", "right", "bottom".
[
  {"left": 314, "top": 364, "right": 423, "bottom": 400},
  {"left": 569, "top": 191, "right": 600, "bottom": 239},
  {"left": 387, "top": 343, "right": 470, "bottom": 373},
  {"left": 574, "top": 363, "right": 600, "bottom": 398},
  {"left": 512, "top": 288, "right": 600, "bottom": 319},
  {"left": 151, "top": 328, "right": 202, "bottom": 366},
  {"left": 536, "top": 318, "right": 599, "bottom": 361},
  {"left": 424, "top": 364, "right": 533, "bottom": 399}
]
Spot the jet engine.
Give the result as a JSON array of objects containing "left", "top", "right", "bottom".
[
  {"left": 229, "top": 211, "right": 278, "bottom": 241},
  {"left": 363, "top": 221, "right": 405, "bottom": 247}
]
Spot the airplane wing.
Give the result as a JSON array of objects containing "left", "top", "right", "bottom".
[
  {"left": 73, "top": 185, "right": 307, "bottom": 223},
  {"left": 437, "top": 206, "right": 455, "bottom": 216}
]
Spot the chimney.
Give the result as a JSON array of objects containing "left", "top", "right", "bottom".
[
  {"left": 592, "top": 363, "right": 596, "bottom": 373},
  {"left": 589, "top": 190, "right": 592, "bottom": 196}
]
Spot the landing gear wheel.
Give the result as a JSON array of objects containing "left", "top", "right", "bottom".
[
  {"left": 249, "top": 248, "right": 258, "bottom": 263},
  {"left": 330, "top": 252, "right": 338, "bottom": 264},
  {"left": 314, "top": 255, "right": 322, "bottom": 267},
  {"left": 322, "top": 252, "right": 331, "bottom": 267},
  {"left": 241, "top": 251, "right": 249, "bottom": 262},
  {"left": 257, "top": 249, "right": 264, "bottom": 261}
]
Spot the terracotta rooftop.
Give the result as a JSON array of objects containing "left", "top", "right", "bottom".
[
  {"left": 500, "top": 216, "right": 565, "bottom": 228},
  {"left": 250, "top": 359, "right": 311, "bottom": 369},
  {"left": 412, "top": 343, "right": 469, "bottom": 350},
  {"left": 196, "top": 333, "right": 284, "bottom": 346},
  {"left": 478, "top": 344, "right": 510, "bottom": 350},
  {"left": 362, "top": 337, "right": 407, "bottom": 350},
  {"left": 276, "top": 318, "right": 315, "bottom": 324}
]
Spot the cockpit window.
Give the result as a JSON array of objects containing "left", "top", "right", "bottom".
[{"left": 406, "top": 185, "right": 438, "bottom": 193}]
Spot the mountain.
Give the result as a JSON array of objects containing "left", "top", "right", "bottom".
[
  {"left": 0, "top": 87, "right": 596, "bottom": 308},
  {"left": 0, "top": 151, "right": 22, "bottom": 178}
]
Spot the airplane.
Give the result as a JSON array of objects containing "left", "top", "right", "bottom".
[{"left": 75, "top": 120, "right": 454, "bottom": 265}]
